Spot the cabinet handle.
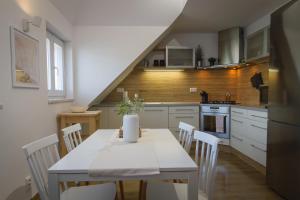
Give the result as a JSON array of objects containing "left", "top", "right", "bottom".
[
  {"left": 175, "top": 109, "right": 194, "bottom": 112},
  {"left": 175, "top": 116, "right": 194, "bottom": 119},
  {"left": 251, "top": 124, "right": 267, "bottom": 130},
  {"left": 232, "top": 119, "right": 243, "bottom": 123},
  {"left": 232, "top": 135, "right": 243, "bottom": 142},
  {"left": 232, "top": 111, "right": 243, "bottom": 114},
  {"left": 250, "top": 115, "right": 267, "bottom": 119},
  {"left": 251, "top": 144, "right": 266, "bottom": 152},
  {"left": 144, "top": 109, "right": 164, "bottom": 112}
]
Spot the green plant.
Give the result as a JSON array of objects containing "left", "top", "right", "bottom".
[{"left": 117, "top": 95, "right": 144, "bottom": 116}]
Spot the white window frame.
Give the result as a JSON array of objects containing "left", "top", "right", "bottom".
[{"left": 47, "top": 31, "right": 65, "bottom": 97}]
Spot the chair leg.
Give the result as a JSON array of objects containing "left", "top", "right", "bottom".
[
  {"left": 142, "top": 181, "right": 147, "bottom": 200},
  {"left": 118, "top": 181, "right": 125, "bottom": 200},
  {"left": 138, "top": 180, "right": 143, "bottom": 200}
]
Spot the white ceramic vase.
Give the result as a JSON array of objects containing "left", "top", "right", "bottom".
[{"left": 123, "top": 114, "right": 139, "bottom": 143}]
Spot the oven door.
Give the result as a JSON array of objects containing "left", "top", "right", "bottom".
[{"left": 200, "top": 113, "right": 229, "bottom": 138}]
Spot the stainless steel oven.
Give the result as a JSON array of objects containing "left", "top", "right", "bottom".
[{"left": 200, "top": 105, "right": 230, "bottom": 140}]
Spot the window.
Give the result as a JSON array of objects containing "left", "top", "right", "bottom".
[{"left": 46, "top": 31, "right": 65, "bottom": 97}]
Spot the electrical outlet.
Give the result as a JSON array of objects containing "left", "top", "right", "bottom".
[
  {"left": 25, "top": 175, "right": 32, "bottom": 186},
  {"left": 190, "top": 88, "right": 197, "bottom": 93},
  {"left": 117, "top": 88, "right": 124, "bottom": 93}
]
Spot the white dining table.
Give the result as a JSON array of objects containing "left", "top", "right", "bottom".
[{"left": 48, "top": 129, "right": 198, "bottom": 200}]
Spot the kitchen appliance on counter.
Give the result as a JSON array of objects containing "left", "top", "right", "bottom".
[
  {"left": 200, "top": 91, "right": 208, "bottom": 103},
  {"left": 200, "top": 104, "right": 231, "bottom": 145},
  {"left": 267, "top": 1, "right": 300, "bottom": 199}
]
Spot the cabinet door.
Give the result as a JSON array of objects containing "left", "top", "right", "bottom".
[
  {"left": 246, "top": 27, "right": 270, "bottom": 61},
  {"left": 166, "top": 47, "right": 195, "bottom": 68},
  {"left": 244, "top": 137, "right": 267, "bottom": 166},
  {"left": 231, "top": 107, "right": 248, "bottom": 119},
  {"left": 139, "top": 107, "right": 168, "bottom": 128},
  {"left": 246, "top": 120, "right": 267, "bottom": 145},
  {"left": 108, "top": 107, "right": 122, "bottom": 129},
  {"left": 98, "top": 107, "right": 109, "bottom": 129},
  {"left": 169, "top": 106, "right": 199, "bottom": 114},
  {"left": 231, "top": 132, "right": 247, "bottom": 155},
  {"left": 169, "top": 128, "right": 180, "bottom": 140},
  {"left": 231, "top": 116, "right": 247, "bottom": 136},
  {"left": 169, "top": 113, "right": 199, "bottom": 129}
]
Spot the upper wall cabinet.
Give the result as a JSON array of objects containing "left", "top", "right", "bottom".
[
  {"left": 246, "top": 26, "right": 270, "bottom": 61},
  {"left": 166, "top": 46, "right": 195, "bottom": 68}
]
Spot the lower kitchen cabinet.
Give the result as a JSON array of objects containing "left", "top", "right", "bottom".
[
  {"left": 169, "top": 106, "right": 199, "bottom": 139},
  {"left": 139, "top": 107, "right": 169, "bottom": 128},
  {"left": 94, "top": 105, "right": 200, "bottom": 138},
  {"left": 108, "top": 107, "right": 122, "bottom": 128},
  {"left": 230, "top": 107, "right": 268, "bottom": 166},
  {"left": 169, "top": 128, "right": 181, "bottom": 139}
]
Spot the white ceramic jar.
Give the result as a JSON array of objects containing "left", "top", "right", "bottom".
[{"left": 123, "top": 114, "right": 139, "bottom": 143}]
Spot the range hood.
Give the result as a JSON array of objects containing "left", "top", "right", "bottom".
[{"left": 217, "top": 27, "right": 244, "bottom": 67}]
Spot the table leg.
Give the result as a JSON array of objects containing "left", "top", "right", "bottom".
[
  {"left": 49, "top": 173, "right": 60, "bottom": 200},
  {"left": 89, "top": 117, "right": 97, "bottom": 135},
  {"left": 188, "top": 171, "right": 198, "bottom": 200}
]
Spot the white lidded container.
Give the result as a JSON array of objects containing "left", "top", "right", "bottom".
[{"left": 123, "top": 114, "right": 139, "bottom": 143}]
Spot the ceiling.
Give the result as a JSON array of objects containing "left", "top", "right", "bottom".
[
  {"left": 49, "top": 0, "right": 185, "bottom": 26},
  {"left": 49, "top": 0, "right": 289, "bottom": 31},
  {"left": 173, "top": 0, "right": 289, "bottom": 32}
]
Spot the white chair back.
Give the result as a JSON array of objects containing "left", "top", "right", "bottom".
[
  {"left": 62, "top": 123, "right": 83, "bottom": 153},
  {"left": 194, "top": 130, "right": 220, "bottom": 197},
  {"left": 22, "top": 134, "right": 61, "bottom": 200},
  {"left": 178, "top": 122, "right": 195, "bottom": 153}
]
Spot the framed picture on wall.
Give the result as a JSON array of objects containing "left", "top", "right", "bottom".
[{"left": 10, "top": 27, "right": 40, "bottom": 88}]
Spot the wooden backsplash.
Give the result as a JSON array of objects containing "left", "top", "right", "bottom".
[
  {"left": 236, "top": 63, "right": 269, "bottom": 105},
  {"left": 103, "top": 64, "right": 269, "bottom": 105}
]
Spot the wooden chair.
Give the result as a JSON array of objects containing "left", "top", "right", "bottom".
[
  {"left": 178, "top": 121, "right": 195, "bottom": 153},
  {"left": 139, "top": 122, "right": 195, "bottom": 200},
  {"left": 146, "top": 130, "right": 220, "bottom": 200},
  {"left": 62, "top": 123, "right": 83, "bottom": 153},
  {"left": 22, "top": 134, "right": 116, "bottom": 200},
  {"left": 62, "top": 123, "right": 125, "bottom": 200}
]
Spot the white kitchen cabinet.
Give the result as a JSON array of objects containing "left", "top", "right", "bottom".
[
  {"left": 90, "top": 106, "right": 109, "bottom": 129},
  {"left": 139, "top": 107, "right": 169, "bottom": 128},
  {"left": 169, "top": 128, "right": 181, "bottom": 140},
  {"left": 230, "top": 107, "right": 268, "bottom": 166},
  {"left": 108, "top": 107, "right": 122, "bottom": 129},
  {"left": 246, "top": 26, "right": 270, "bottom": 61},
  {"left": 169, "top": 113, "right": 199, "bottom": 129},
  {"left": 166, "top": 46, "right": 195, "bottom": 69},
  {"left": 169, "top": 106, "right": 199, "bottom": 135},
  {"left": 94, "top": 105, "right": 200, "bottom": 138}
]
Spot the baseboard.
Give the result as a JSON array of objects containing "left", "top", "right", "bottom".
[{"left": 230, "top": 147, "right": 266, "bottom": 175}]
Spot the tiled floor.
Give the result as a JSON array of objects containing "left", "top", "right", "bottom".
[{"left": 120, "top": 151, "right": 282, "bottom": 200}]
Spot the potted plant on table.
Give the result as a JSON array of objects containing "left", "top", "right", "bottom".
[{"left": 117, "top": 93, "right": 144, "bottom": 142}]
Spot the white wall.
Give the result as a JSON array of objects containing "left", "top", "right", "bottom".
[
  {"left": 148, "top": 32, "right": 218, "bottom": 65},
  {"left": 74, "top": 26, "right": 168, "bottom": 105},
  {"left": 245, "top": 14, "right": 271, "bottom": 36},
  {"left": 0, "top": 0, "right": 73, "bottom": 199},
  {"left": 74, "top": 0, "right": 187, "bottom": 106}
]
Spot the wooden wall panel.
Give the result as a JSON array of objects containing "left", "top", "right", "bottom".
[
  {"left": 102, "top": 63, "right": 269, "bottom": 105},
  {"left": 236, "top": 63, "right": 269, "bottom": 106},
  {"left": 103, "top": 68, "right": 238, "bottom": 103}
]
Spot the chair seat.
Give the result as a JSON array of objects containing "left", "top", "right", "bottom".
[
  {"left": 61, "top": 183, "right": 116, "bottom": 200},
  {"left": 147, "top": 181, "right": 207, "bottom": 200}
]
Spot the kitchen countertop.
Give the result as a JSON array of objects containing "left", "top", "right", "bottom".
[
  {"left": 231, "top": 104, "right": 268, "bottom": 112},
  {"left": 94, "top": 102, "right": 268, "bottom": 112},
  {"left": 94, "top": 102, "right": 200, "bottom": 107}
]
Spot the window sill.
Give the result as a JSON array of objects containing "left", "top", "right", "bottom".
[{"left": 48, "top": 98, "right": 74, "bottom": 104}]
